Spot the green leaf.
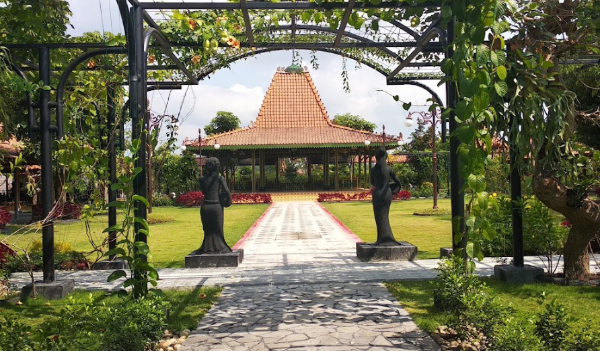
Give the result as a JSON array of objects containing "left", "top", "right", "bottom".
[
  {"left": 107, "top": 201, "right": 124, "bottom": 209},
  {"left": 132, "top": 195, "right": 150, "bottom": 207},
  {"left": 134, "top": 217, "right": 150, "bottom": 231},
  {"left": 490, "top": 51, "right": 499, "bottom": 66},
  {"left": 494, "top": 81, "right": 508, "bottom": 97},
  {"left": 105, "top": 247, "right": 127, "bottom": 257},
  {"left": 103, "top": 225, "right": 124, "bottom": 234},
  {"left": 314, "top": 12, "right": 323, "bottom": 23},
  {"left": 465, "top": 242, "right": 474, "bottom": 258},
  {"left": 371, "top": 19, "right": 379, "bottom": 31},
  {"left": 369, "top": 0, "right": 381, "bottom": 5},
  {"left": 473, "top": 91, "right": 490, "bottom": 112},
  {"left": 110, "top": 183, "right": 124, "bottom": 191},
  {"left": 107, "top": 270, "right": 127, "bottom": 282},
  {"left": 456, "top": 125, "right": 476, "bottom": 144},
  {"left": 133, "top": 242, "right": 150, "bottom": 255},
  {"left": 467, "top": 173, "right": 486, "bottom": 192},
  {"left": 441, "top": 6, "right": 452, "bottom": 19},
  {"left": 496, "top": 65, "right": 507, "bottom": 80},
  {"left": 466, "top": 215, "right": 476, "bottom": 229},
  {"left": 402, "top": 102, "right": 412, "bottom": 110}
]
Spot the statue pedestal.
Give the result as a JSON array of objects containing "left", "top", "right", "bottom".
[
  {"left": 185, "top": 249, "right": 244, "bottom": 268},
  {"left": 356, "top": 242, "right": 417, "bottom": 262},
  {"left": 93, "top": 259, "right": 129, "bottom": 270},
  {"left": 494, "top": 264, "right": 544, "bottom": 284},
  {"left": 21, "top": 279, "right": 75, "bottom": 300}
]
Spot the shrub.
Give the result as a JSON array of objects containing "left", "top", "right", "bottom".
[
  {"left": 176, "top": 191, "right": 204, "bottom": 207},
  {"left": 317, "top": 193, "right": 347, "bottom": 202},
  {"left": 420, "top": 182, "right": 434, "bottom": 197},
  {"left": 534, "top": 299, "right": 570, "bottom": 350},
  {"left": 152, "top": 195, "right": 175, "bottom": 207},
  {"left": 433, "top": 256, "right": 507, "bottom": 339},
  {"left": 0, "top": 242, "right": 15, "bottom": 265},
  {"left": 492, "top": 317, "right": 540, "bottom": 351},
  {"left": 0, "top": 209, "right": 12, "bottom": 229},
  {"left": 100, "top": 295, "right": 168, "bottom": 351},
  {"left": 393, "top": 190, "right": 411, "bottom": 200}
]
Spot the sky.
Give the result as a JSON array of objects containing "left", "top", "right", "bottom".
[{"left": 67, "top": 0, "right": 446, "bottom": 146}]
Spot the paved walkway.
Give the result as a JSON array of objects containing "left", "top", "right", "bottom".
[{"left": 9, "top": 202, "right": 600, "bottom": 350}]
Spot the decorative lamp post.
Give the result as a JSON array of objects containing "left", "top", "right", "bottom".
[
  {"left": 364, "top": 139, "right": 371, "bottom": 188},
  {"left": 405, "top": 108, "right": 441, "bottom": 209},
  {"left": 198, "top": 128, "right": 203, "bottom": 175}
]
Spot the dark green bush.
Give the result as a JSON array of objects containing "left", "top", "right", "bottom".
[
  {"left": 100, "top": 295, "right": 168, "bottom": 351},
  {"left": 152, "top": 195, "right": 175, "bottom": 207},
  {"left": 535, "top": 299, "right": 571, "bottom": 351}
]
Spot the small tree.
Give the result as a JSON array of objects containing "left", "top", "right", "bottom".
[
  {"left": 332, "top": 113, "right": 376, "bottom": 132},
  {"left": 204, "top": 111, "right": 241, "bottom": 136}
]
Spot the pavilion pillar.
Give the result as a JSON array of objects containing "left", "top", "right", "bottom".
[
  {"left": 323, "top": 149, "right": 329, "bottom": 190},
  {"left": 251, "top": 150, "right": 256, "bottom": 193},
  {"left": 259, "top": 150, "right": 265, "bottom": 191},
  {"left": 363, "top": 149, "right": 368, "bottom": 188},
  {"left": 307, "top": 158, "right": 312, "bottom": 190},
  {"left": 275, "top": 157, "right": 280, "bottom": 191},
  {"left": 334, "top": 149, "right": 339, "bottom": 191},
  {"left": 357, "top": 154, "right": 361, "bottom": 190}
]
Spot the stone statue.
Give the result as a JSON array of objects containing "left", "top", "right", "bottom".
[
  {"left": 370, "top": 148, "right": 402, "bottom": 245},
  {"left": 197, "top": 157, "right": 232, "bottom": 254}
]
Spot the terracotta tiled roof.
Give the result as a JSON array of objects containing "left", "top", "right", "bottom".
[{"left": 184, "top": 67, "right": 398, "bottom": 150}]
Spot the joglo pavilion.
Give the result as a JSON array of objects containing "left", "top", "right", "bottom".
[{"left": 182, "top": 65, "right": 401, "bottom": 193}]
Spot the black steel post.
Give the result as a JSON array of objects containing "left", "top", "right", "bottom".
[
  {"left": 107, "top": 84, "right": 117, "bottom": 259},
  {"left": 446, "top": 18, "right": 466, "bottom": 252},
  {"left": 510, "top": 118, "right": 524, "bottom": 267},
  {"left": 39, "top": 47, "right": 55, "bottom": 283},
  {"left": 132, "top": 5, "right": 148, "bottom": 293}
]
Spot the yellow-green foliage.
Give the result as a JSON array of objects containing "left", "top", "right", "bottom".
[
  {"left": 29, "top": 240, "right": 73, "bottom": 254},
  {"left": 147, "top": 214, "right": 175, "bottom": 225}
]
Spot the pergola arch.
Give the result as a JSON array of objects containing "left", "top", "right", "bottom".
[{"left": 3, "top": 0, "right": 471, "bottom": 287}]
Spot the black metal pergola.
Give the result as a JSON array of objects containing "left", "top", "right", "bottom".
[{"left": 2, "top": 0, "right": 527, "bottom": 286}]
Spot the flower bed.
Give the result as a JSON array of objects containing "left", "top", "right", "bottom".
[
  {"left": 317, "top": 189, "right": 411, "bottom": 202},
  {"left": 176, "top": 191, "right": 272, "bottom": 207},
  {"left": 31, "top": 202, "right": 82, "bottom": 222},
  {"left": 0, "top": 242, "right": 15, "bottom": 265},
  {"left": 0, "top": 209, "right": 12, "bottom": 229}
]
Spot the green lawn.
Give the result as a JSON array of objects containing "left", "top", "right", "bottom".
[
  {"left": 322, "top": 199, "right": 452, "bottom": 259},
  {"left": 1, "top": 204, "right": 270, "bottom": 268},
  {"left": 386, "top": 279, "right": 600, "bottom": 333}
]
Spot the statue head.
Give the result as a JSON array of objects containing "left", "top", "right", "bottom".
[
  {"left": 375, "top": 148, "right": 387, "bottom": 161},
  {"left": 206, "top": 157, "right": 220, "bottom": 173}
]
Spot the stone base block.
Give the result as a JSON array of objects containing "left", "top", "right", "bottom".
[
  {"left": 93, "top": 259, "right": 129, "bottom": 270},
  {"left": 356, "top": 242, "right": 417, "bottom": 262},
  {"left": 440, "top": 247, "right": 453, "bottom": 258},
  {"left": 185, "top": 249, "right": 244, "bottom": 268},
  {"left": 21, "top": 279, "right": 75, "bottom": 300},
  {"left": 494, "top": 264, "right": 544, "bottom": 284}
]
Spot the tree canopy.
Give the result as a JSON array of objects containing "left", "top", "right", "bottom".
[
  {"left": 332, "top": 113, "right": 376, "bottom": 132},
  {"left": 204, "top": 111, "right": 241, "bottom": 136}
]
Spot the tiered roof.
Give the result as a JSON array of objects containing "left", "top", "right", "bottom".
[{"left": 184, "top": 66, "right": 398, "bottom": 151}]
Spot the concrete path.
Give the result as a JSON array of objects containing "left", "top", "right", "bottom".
[{"left": 9, "top": 202, "right": 599, "bottom": 350}]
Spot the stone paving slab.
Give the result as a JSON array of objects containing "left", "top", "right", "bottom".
[{"left": 180, "top": 282, "right": 440, "bottom": 351}]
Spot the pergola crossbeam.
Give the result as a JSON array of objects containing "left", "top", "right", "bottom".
[
  {"left": 334, "top": 0, "right": 356, "bottom": 47},
  {"left": 138, "top": 1, "right": 441, "bottom": 10},
  {"left": 239, "top": 0, "right": 256, "bottom": 48}
]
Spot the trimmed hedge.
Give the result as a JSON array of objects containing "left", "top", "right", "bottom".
[{"left": 317, "top": 189, "right": 411, "bottom": 202}]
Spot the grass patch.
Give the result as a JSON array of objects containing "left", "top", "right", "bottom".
[
  {"left": 322, "top": 199, "right": 452, "bottom": 259},
  {"left": 386, "top": 279, "right": 600, "bottom": 334},
  {"left": 0, "top": 287, "right": 220, "bottom": 346},
  {"left": 1, "top": 204, "right": 270, "bottom": 269}
]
